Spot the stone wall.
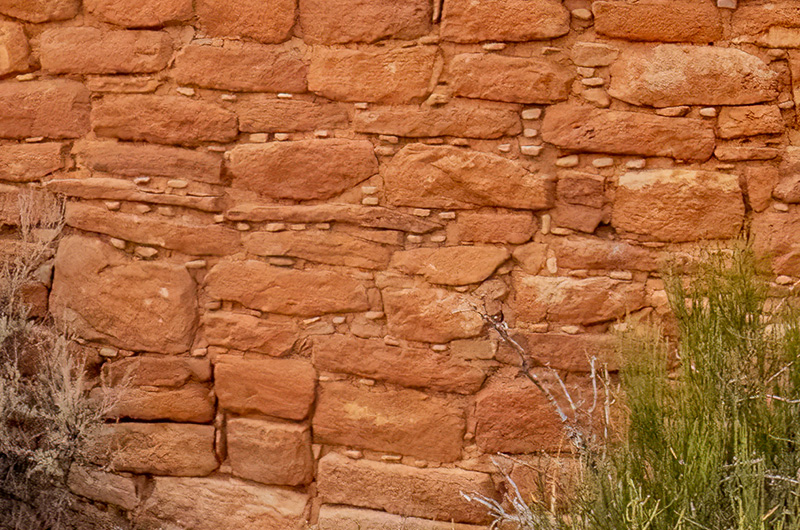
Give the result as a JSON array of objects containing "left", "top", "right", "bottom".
[{"left": 1, "top": 0, "right": 799, "bottom": 528}]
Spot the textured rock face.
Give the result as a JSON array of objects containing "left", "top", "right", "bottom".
[
  {"left": 0, "top": 21, "right": 29, "bottom": 76},
  {"left": 593, "top": 1, "right": 722, "bottom": 43},
  {"left": 84, "top": 0, "right": 192, "bottom": 26},
  {"left": 441, "top": 0, "right": 569, "bottom": 42},
  {"left": 0, "top": 81, "right": 90, "bottom": 139},
  {"left": 0, "top": 0, "right": 78, "bottom": 21},
  {"left": 383, "top": 285, "right": 484, "bottom": 342},
  {"left": 196, "top": 0, "right": 295, "bottom": 43},
  {"left": 227, "top": 418, "right": 313, "bottom": 486},
  {"left": 299, "top": 0, "right": 431, "bottom": 44}
]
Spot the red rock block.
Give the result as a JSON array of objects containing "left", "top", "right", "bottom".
[
  {"left": 196, "top": 0, "right": 295, "bottom": 43},
  {"left": 93, "top": 423, "right": 217, "bottom": 476},
  {"left": 0, "top": 143, "right": 64, "bottom": 182},
  {"left": 449, "top": 54, "right": 572, "bottom": 104},
  {"left": 103, "top": 356, "right": 212, "bottom": 387},
  {"left": 312, "top": 335, "right": 486, "bottom": 394},
  {"left": 497, "top": 333, "right": 617, "bottom": 372},
  {"left": 236, "top": 96, "right": 348, "bottom": 133},
  {"left": 752, "top": 210, "right": 800, "bottom": 276},
  {"left": 50, "top": 236, "right": 197, "bottom": 354},
  {"left": 513, "top": 242, "right": 547, "bottom": 274},
  {"left": 550, "top": 203, "right": 605, "bottom": 234},
  {"left": 0, "top": 21, "right": 29, "bottom": 76},
  {"left": 608, "top": 45, "right": 778, "bottom": 107},
  {"left": 227, "top": 418, "right": 313, "bottom": 486},
  {"left": 0, "top": 80, "right": 90, "bottom": 139},
  {"left": 513, "top": 274, "right": 646, "bottom": 325},
  {"left": 550, "top": 236, "right": 659, "bottom": 271},
  {"left": 103, "top": 383, "right": 214, "bottom": 423},
  {"left": 137, "top": 476, "right": 308, "bottom": 530},
  {"left": 40, "top": 28, "right": 172, "bottom": 74},
  {"left": 571, "top": 41, "right": 619, "bottom": 67},
  {"left": 541, "top": 104, "right": 715, "bottom": 161},
  {"left": 92, "top": 95, "right": 237, "bottom": 145},
  {"left": 353, "top": 99, "right": 521, "bottom": 139},
  {"left": 742, "top": 166, "right": 779, "bottom": 212},
  {"left": 202, "top": 311, "right": 298, "bottom": 356},
  {"left": 85, "top": 0, "right": 192, "bottom": 26},
  {"left": 67, "top": 464, "right": 139, "bottom": 511},
  {"left": 717, "top": 105, "right": 784, "bottom": 139},
  {"left": 299, "top": 0, "right": 431, "bottom": 44},
  {"left": 309, "top": 45, "right": 438, "bottom": 104},
  {"left": 318, "top": 505, "right": 486, "bottom": 530},
  {"left": 215, "top": 355, "right": 315, "bottom": 420},
  {"left": 714, "top": 145, "right": 780, "bottom": 162},
  {"left": 390, "top": 246, "right": 510, "bottom": 285},
  {"left": 228, "top": 139, "right": 377, "bottom": 200},
  {"left": 557, "top": 172, "right": 605, "bottom": 209},
  {"left": 612, "top": 169, "right": 745, "bottom": 242},
  {"left": 317, "top": 453, "right": 494, "bottom": 523},
  {"left": 0, "top": 0, "right": 78, "bottom": 22},
  {"left": 173, "top": 43, "right": 306, "bottom": 93},
  {"left": 593, "top": 1, "right": 722, "bottom": 43},
  {"left": 384, "top": 144, "right": 554, "bottom": 209},
  {"left": 441, "top": 0, "right": 568, "bottom": 42},
  {"left": 73, "top": 140, "right": 222, "bottom": 184},
  {"left": 383, "top": 285, "right": 484, "bottom": 343},
  {"left": 732, "top": 2, "right": 800, "bottom": 40},
  {"left": 447, "top": 210, "right": 536, "bottom": 244},
  {"left": 774, "top": 148, "right": 800, "bottom": 203}
]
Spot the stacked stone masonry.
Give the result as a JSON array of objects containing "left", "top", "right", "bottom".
[{"left": 1, "top": 0, "right": 799, "bottom": 528}]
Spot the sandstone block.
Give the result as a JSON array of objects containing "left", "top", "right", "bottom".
[
  {"left": 752, "top": 210, "right": 800, "bottom": 275},
  {"left": 390, "top": 246, "right": 509, "bottom": 285},
  {"left": 449, "top": 53, "right": 572, "bottom": 104},
  {"left": 572, "top": 42, "right": 619, "bottom": 67},
  {"left": 550, "top": 203, "right": 605, "bottom": 234},
  {"left": 383, "top": 285, "right": 484, "bottom": 343},
  {"left": 300, "top": 0, "right": 431, "bottom": 44},
  {"left": 353, "top": 99, "right": 521, "bottom": 139},
  {"left": 103, "top": 356, "right": 212, "bottom": 387},
  {"left": 550, "top": 236, "right": 659, "bottom": 271},
  {"left": 447, "top": 210, "right": 536, "bottom": 244},
  {"left": 202, "top": 311, "right": 298, "bottom": 356},
  {"left": 229, "top": 140, "right": 378, "bottom": 200},
  {"left": 497, "top": 333, "right": 616, "bottom": 372},
  {"left": 68, "top": 465, "right": 139, "bottom": 511},
  {"left": 732, "top": 3, "right": 800, "bottom": 40},
  {"left": 50, "top": 236, "right": 197, "bottom": 353},
  {"left": 0, "top": 0, "right": 78, "bottom": 22},
  {"left": 0, "top": 21, "right": 29, "bottom": 76},
  {"left": 717, "top": 105, "right": 784, "bottom": 139},
  {"left": 441, "top": 0, "right": 568, "bottom": 42},
  {"left": 103, "top": 383, "right": 214, "bottom": 423},
  {"left": 593, "top": 1, "right": 721, "bottom": 43},
  {"left": 743, "top": 166, "right": 779, "bottom": 212},
  {"left": 92, "top": 95, "right": 237, "bottom": 145},
  {"left": 557, "top": 172, "right": 604, "bottom": 208},
  {"left": 317, "top": 453, "right": 494, "bottom": 523},
  {"left": 714, "top": 145, "right": 780, "bottom": 162},
  {"left": 85, "top": 0, "right": 192, "bottom": 26},
  {"left": 513, "top": 274, "right": 646, "bottom": 325},
  {"left": 215, "top": 355, "right": 316, "bottom": 420},
  {"left": 384, "top": 143, "right": 554, "bottom": 209},
  {"left": 513, "top": 242, "right": 548, "bottom": 274},
  {"left": 541, "top": 104, "right": 715, "bottom": 160},
  {"left": 318, "top": 505, "right": 486, "bottom": 530},
  {"left": 309, "top": 45, "right": 438, "bottom": 104},
  {"left": 236, "top": 96, "right": 348, "bottom": 133},
  {"left": 227, "top": 418, "right": 313, "bottom": 486},
  {"left": 173, "top": 43, "right": 306, "bottom": 93},
  {"left": 0, "top": 143, "right": 63, "bottom": 182},
  {"left": 608, "top": 45, "right": 779, "bottom": 107},
  {"left": 612, "top": 169, "right": 745, "bottom": 242},
  {"left": 774, "top": 176, "right": 800, "bottom": 204},
  {"left": 0, "top": 80, "right": 90, "bottom": 139},
  {"left": 40, "top": 28, "right": 172, "bottom": 74},
  {"left": 197, "top": 0, "right": 295, "bottom": 43},
  {"left": 312, "top": 335, "right": 486, "bottom": 393}
]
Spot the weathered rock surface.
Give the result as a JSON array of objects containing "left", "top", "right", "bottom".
[
  {"left": 593, "top": 1, "right": 722, "bottom": 43},
  {"left": 227, "top": 418, "right": 313, "bottom": 486},
  {"left": 0, "top": 80, "right": 90, "bottom": 139},
  {"left": 196, "top": 0, "right": 296, "bottom": 43},
  {"left": 497, "top": 332, "right": 617, "bottom": 372},
  {"left": 68, "top": 465, "right": 139, "bottom": 511},
  {"left": 743, "top": 165, "right": 779, "bottom": 212},
  {"left": 447, "top": 210, "right": 536, "bottom": 244},
  {"left": 299, "top": 0, "right": 431, "bottom": 44},
  {"left": 103, "top": 383, "right": 214, "bottom": 424},
  {"left": 0, "top": 143, "right": 63, "bottom": 182},
  {"left": 318, "top": 505, "right": 486, "bottom": 530},
  {"left": 103, "top": 356, "right": 211, "bottom": 387},
  {"left": 202, "top": 311, "right": 298, "bottom": 356},
  {"left": 717, "top": 105, "right": 784, "bottom": 139},
  {"left": 557, "top": 172, "right": 605, "bottom": 209},
  {"left": 752, "top": 210, "right": 800, "bottom": 276},
  {"left": 0, "top": 21, "right": 29, "bottom": 76},
  {"left": 383, "top": 285, "right": 484, "bottom": 343},
  {"left": 0, "top": 0, "right": 78, "bottom": 22},
  {"left": 389, "top": 246, "right": 510, "bottom": 285},
  {"left": 550, "top": 236, "right": 659, "bottom": 271},
  {"left": 235, "top": 96, "right": 348, "bottom": 133},
  {"left": 441, "top": 0, "right": 569, "bottom": 42},
  {"left": 84, "top": 0, "right": 192, "bottom": 26}
]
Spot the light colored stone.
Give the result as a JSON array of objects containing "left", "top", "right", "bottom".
[
  {"left": 68, "top": 465, "right": 138, "bottom": 511},
  {"left": 441, "top": 0, "right": 569, "bottom": 43},
  {"left": 717, "top": 105, "right": 784, "bottom": 139},
  {"left": 572, "top": 41, "right": 618, "bottom": 67},
  {"left": 227, "top": 418, "right": 313, "bottom": 486}
]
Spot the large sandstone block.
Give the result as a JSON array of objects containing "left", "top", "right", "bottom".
[
  {"left": 0, "top": 0, "right": 78, "bottom": 22},
  {"left": 541, "top": 104, "right": 715, "bottom": 160},
  {"left": 309, "top": 46, "right": 438, "bottom": 104},
  {"left": 717, "top": 105, "right": 784, "bottom": 139},
  {"left": 441, "top": 0, "right": 568, "bottom": 42},
  {"left": 384, "top": 143, "right": 554, "bottom": 209},
  {"left": 743, "top": 165, "right": 779, "bottom": 212},
  {"left": 752, "top": 210, "right": 800, "bottom": 276},
  {"left": 68, "top": 465, "right": 139, "bottom": 511},
  {"left": 447, "top": 210, "right": 536, "bottom": 244},
  {"left": 50, "top": 236, "right": 197, "bottom": 353},
  {"left": 318, "top": 505, "right": 487, "bottom": 530},
  {"left": 383, "top": 285, "right": 484, "bottom": 343},
  {"left": 449, "top": 53, "right": 572, "bottom": 104},
  {"left": 0, "top": 21, "right": 29, "bottom": 76},
  {"left": 85, "top": 0, "right": 192, "bottom": 26},
  {"left": 103, "top": 356, "right": 212, "bottom": 387},
  {"left": 593, "top": 1, "right": 722, "bottom": 43},
  {"left": 227, "top": 418, "right": 313, "bottom": 486},
  {"left": 557, "top": 171, "right": 605, "bottom": 209},
  {"left": 103, "top": 383, "right": 214, "bottom": 423},
  {"left": 0, "top": 143, "right": 64, "bottom": 182},
  {"left": 550, "top": 236, "right": 659, "bottom": 271},
  {"left": 215, "top": 355, "right": 316, "bottom": 420},
  {"left": 229, "top": 140, "right": 378, "bottom": 200},
  {"left": 0, "top": 80, "right": 90, "bottom": 139},
  {"left": 732, "top": 3, "right": 800, "bottom": 41},
  {"left": 235, "top": 96, "right": 348, "bottom": 133},
  {"left": 312, "top": 335, "right": 486, "bottom": 393},
  {"left": 92, "top": 95, "right": 237, "bottom": 145},
  {"left": 612, "top": 169, "right": 745, "bottom": 242},
  {"left": 317, "top": 453, "right": 494, "bottom": 523},
  {"left": 497, "top": 332, "right": 617, "bottom": 372},
  {"left": 40, "top": 28, "right": 172, "bottom": 74},
  {"left": 390, "top": 246, "right": 510, "bottom": 285},
  {"left": 173, "top": 43, "right": 307, "bottom": 93},
  {"left": 608, "top": 45, "right": 779, "bottom": 107},
  {"left": 196, "top": 0, "right": 295, "bottom": 43},
  {"left": 202, "top": 311, "right": 299, "bottom": 356},
  {"left": 205, "top": 259, "right": 369, "bottom": 316},
  {"left": 299, "top": 0, "right": 431, "bottom": 44},
  {"left": 137, "top": 476, "right": 308, "bottom": 530}
]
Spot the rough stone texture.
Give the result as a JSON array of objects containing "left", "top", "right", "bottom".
[
  {"left": 215, "top": 355, "right": 316, "bottom": 420},
  {"left": 0, "top": 0, "right": 78, "bottom": 22},
  {"left": 717, "top": 105, "right": 784, "bottom": 139},
  {"left": 92, "top": 95, "right": 237, "bottom": 145},
  {"left": 318, "top": 505, "right": 486, "bottom": 530},
  {"left": 68, "top": 465, "right": 139, "bottom": 511},
  {"left": 0, "top": 143, "right": 63, "bottom": 182},
  {"left": 0, "top": 80, "right": 90, "bottom": 139},
  {"left": 40, "top": 28, "right": 173, "bottom": 74},
  {"left": 137, "top": 476, "right": 308, "bottom": 530},
  {"left": 50, "top": 236, "right": 197, "bottom": 354},
  {"left": 608, "top": 45, "right": 779, "bottom": 107},
  {"left": 173, "top": 43, "right": 307, "bottom": 93},
  {"left": 196, "top": 0, "right": 295, "bottom": 43},
  {"left": 309, "top": 46, "right": 438, "bottom": 104},
  {"left": 299, "top": 0, "right": 431, "bottom": 44},
  {"left": 85, "top": 0, "right": 192, "bottom": 26},
  {"left": 557, "top": 172, "right": 605, "bottom": 208},
  {"left": 202, "top": 311, "right": 298, "bottom": 356},
  {"left": 317, "top": 453, "right": 494, "bottom": 523},
  {"left": 312, "top": 335, "right": 486, "bottom": 393},
  {"left": 229, "top": 140, "right": 378, "bottom": 200},
  {"left": 744, "top": 166, "right": 779, "bottom": 212},
  {"left": 541, "top": 104, "right": 716, "bottom": 160},
  {"left": 447, "top": 210, "right": 536, "bottom": 244},
  {"left": 497, "top": 333, "right": 617, "bottom": 372},
  {"left": 732, "top": 3, "right": 800, "bottom": 40},
  {"left": 103, "top": 356, "right": 212, "bottom": 387},
  {"left": 236, "top": 96, "right": 348, "bottom": 133},
  {"left": 384, "top": 144, "right": 554, "bottom": 209},
  {"left": 449, "top": 54, "right": 572, "bottom": 104},
  {"left": 227, "top": 418, "right": 313, "bottom": 486},
  {"left": 593, "top": 1, "right": 722, "bottom": 43},
  {"left": 441, "top": 0, "right": 569, "bottom": 43},
  {"left": 390, "top": 246, "right": 510, "bottom": 285},
  {"left": 550, "top": 237, "right": 660, "bottom": 271},
  {"left": 752, "top": 210, "right": 800, "bottom": 275},
  {"left": 354, "top": 99, "right": 521, "bottom": 139},
  {"left": 104, "top": 383, "right": 214, "bottom": 423},
  {"left": 383, "top": 285, "right": 484, "bottom": 343},
  {"left": 0, "top": 21, "right": 29, "bottom": 76},
  {"left": 572, "top": 41, "right": 619, "bottom": 67},
  {"left": 612, "top": 169, "right": 745, "bottom": 242},
  {"left": 550, "top": 203, "right": 605, "bottom": 234}
]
